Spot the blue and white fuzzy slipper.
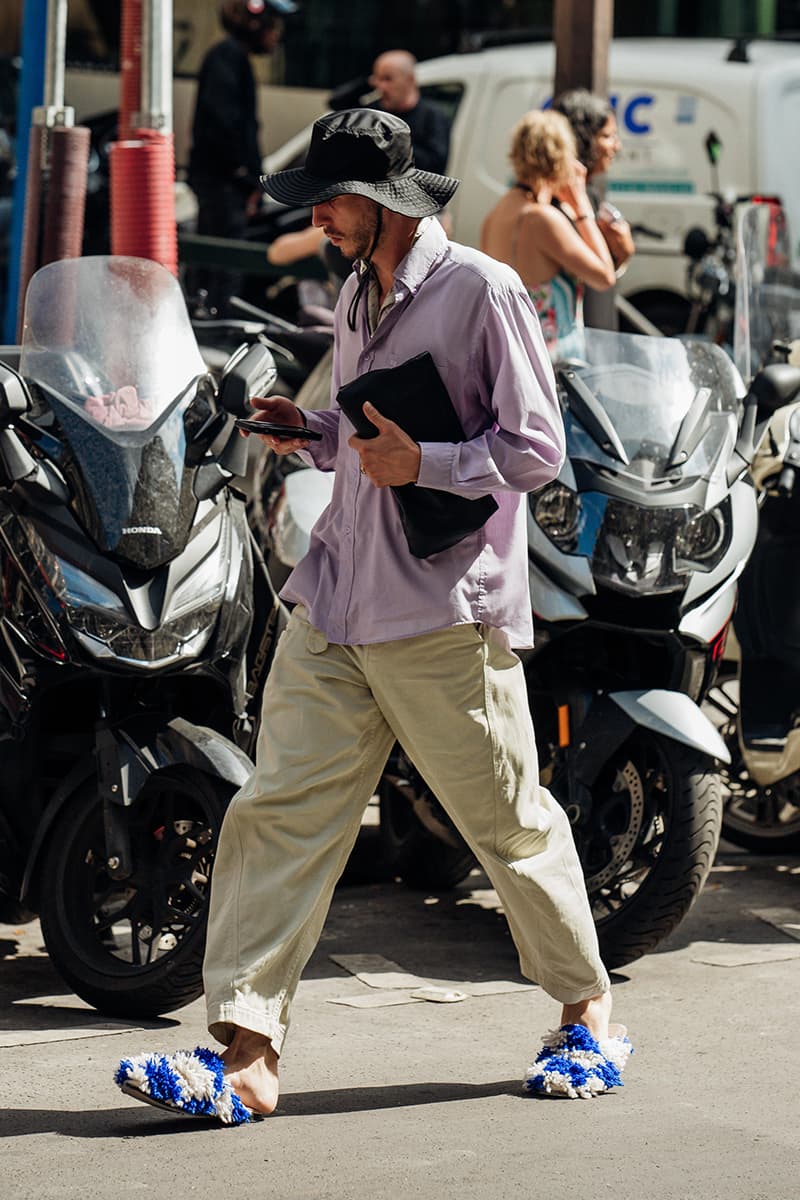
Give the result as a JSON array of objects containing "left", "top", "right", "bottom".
[
  {"left": 115, "top": 1046, "right": 258, "bottom": 1125},
  {"left": 523, "top": 1023, "right": 633, "bottom": 1100}
]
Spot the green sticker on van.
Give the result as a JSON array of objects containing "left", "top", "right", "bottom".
[{"left": 609, "top": 181, "right": 696, "bottom": 194}]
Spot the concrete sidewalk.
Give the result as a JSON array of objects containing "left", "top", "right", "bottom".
[{"left": 2, "top": 836, "right": 798, "bottom": 1200}]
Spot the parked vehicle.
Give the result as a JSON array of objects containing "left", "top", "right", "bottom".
[
  {"left": 680, "top": 133, "right": 790, "bottom": 346},
  {"left": 707, "top": 203, "right": 800, "bottom": 851},
  {"left": 0, "top": 255, "right": 281, "bottom": 1017},
  {"left": 517, "top": 327, "right": 774, "bottom": 967},
  {"left": 257, "top": 311, "right": 788, "bottom": 967}
]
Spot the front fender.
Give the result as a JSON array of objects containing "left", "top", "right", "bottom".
[
  {"left": 609, "top": 689, "right": 730, "bottom": 764},
  {"left": 152, "top": 717, "right": 254, "bottom": 787},
  {"left": 21, "top": 717, "right": 253, "bottom": 905}
]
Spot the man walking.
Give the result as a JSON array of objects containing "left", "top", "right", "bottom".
[{"left": 115, "top": 109, "right": 632, "bottom": 1124}]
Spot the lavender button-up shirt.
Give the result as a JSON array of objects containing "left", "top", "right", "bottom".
[{"left": 281, "top": 218, "right": 565, "bottom": 648}]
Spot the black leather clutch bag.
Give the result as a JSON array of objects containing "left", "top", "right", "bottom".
[{"left": 336, "top": 352, "right": 498, "bottom": 558}]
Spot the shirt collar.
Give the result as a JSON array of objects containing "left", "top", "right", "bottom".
[
  {"left": 394, "top": 217, "right": 448, "bottom": 295},
  {"left": 351, "top": 215, "right": 448, "bottom": 298}
]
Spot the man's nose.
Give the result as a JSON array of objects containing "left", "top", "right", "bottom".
[{"left": 311, "top": 205, "right": 327, "bottom": 227}]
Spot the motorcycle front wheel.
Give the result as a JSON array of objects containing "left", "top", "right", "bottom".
[
  {"left": 575, "top": 731, "right": 723, "bottom": 970},
  {"left": 39, "top": 766, "right": 231, "bottom": 1017}
]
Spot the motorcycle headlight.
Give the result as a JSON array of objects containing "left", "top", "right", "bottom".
[
  {"left": 531, "top": 485, "right": 731, "bottom": 595},
  {"left": 164, "top": 544, "right": 228, "bottom": 621},
  {"left": 593, "top": 498, "right": 731, "bottom": 594},
  {"left": 74, "top": 603, "right": 221, "bottom": 664},
  {"left": 531, "top": 483, "right": 581, "bottom": 552},
  {"left": 61, "top": 552, "right": 227, "bottom": 666},
  {"left": 674, "top": 506, "right": 728, "bottom": 565}
]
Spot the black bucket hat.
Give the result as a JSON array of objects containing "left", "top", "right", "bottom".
[{"left": 260, "top": 108, "right": 460, "bottom": 217}]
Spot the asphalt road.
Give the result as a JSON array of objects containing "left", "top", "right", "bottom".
[{"left": 2, "top": 829, "right": 798, "bottom": 1200}]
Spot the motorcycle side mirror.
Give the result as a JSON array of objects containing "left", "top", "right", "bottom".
[
  {"left": 729, "top": 363, "right": 800, "bottom": 485},
  {"left": 216, "top": 342, "right": 278, "bottom": 418},
  {"left": 192, "top": 421, "right": 249, "bottom": 499},
  {"left": 0, "top": 362, "right": 32, "bottom": 425},
  {"left": 749, "top": 362, "right": 800, "bottom": 416},
  {"left": 683, "top": 227, "right": 711, "bottom": 262}
]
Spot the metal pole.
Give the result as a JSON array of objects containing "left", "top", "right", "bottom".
[
  {"left": 2, "top": 0, "right": 47, "bottom": 345},
  {"left": 36, "top": 0, "right": 74, "bottom": 128},
  {"left": 138, "top": 0, "right": 173, "bottom": 131},
  {"left": 43, "top": 0, "right": 66, "bottom": 108}
]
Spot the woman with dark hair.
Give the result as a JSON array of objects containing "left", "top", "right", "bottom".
[{"left": 552, "top": 88, "right": 634, "bottom": 329}]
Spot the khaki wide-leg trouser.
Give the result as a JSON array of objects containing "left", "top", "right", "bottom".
[{"left": 204, "top": 607, "right": 610, "bottom": 1053}]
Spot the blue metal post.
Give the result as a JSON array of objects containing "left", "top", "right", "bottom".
[{"left": 2, "top": 0, "right": 49, "bottom": 345}]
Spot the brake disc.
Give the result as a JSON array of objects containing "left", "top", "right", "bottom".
[{"left": 587, "top": 759, "right": 646, "bottom": 890}]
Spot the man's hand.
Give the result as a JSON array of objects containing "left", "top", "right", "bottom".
[
  {"left": 241, "top": 395, "right": 310, "bottom": 455},
  {"left": 349, "top": 401, "right": 421, "bottom": 486}
]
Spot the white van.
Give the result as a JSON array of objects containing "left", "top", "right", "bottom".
[{"left": 411, "top": 37, "right": 800, "bottom": 330}]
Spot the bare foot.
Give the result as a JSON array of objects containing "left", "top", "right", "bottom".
[
  {"left": 560, "top": 990, "right": 626, "bottom": 1043},
  {"left": 221, "top": 1027, "right": 280, "bottom": 1115}
]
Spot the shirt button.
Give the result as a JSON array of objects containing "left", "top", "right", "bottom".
[{"left": 343, "top": 526, "right": 352, "bottom": 535}]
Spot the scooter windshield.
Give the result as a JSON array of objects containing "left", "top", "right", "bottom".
[
  {"left": 19, "top": 256, "right": 209, "bottom": 567},
  {"left": 559, "top": 329, "right": 744, "bottom": 486},
  {"left": 733, "top": 201, "right": 800, "bottom": 382}
]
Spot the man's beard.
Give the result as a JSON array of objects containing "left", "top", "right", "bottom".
[{"left": 331, "top": 203, "right": 381, "bottom": 260}]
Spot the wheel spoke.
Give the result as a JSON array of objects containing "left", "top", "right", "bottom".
[{"left": 94, "top": 898, "right": 136, "bottom": 935}]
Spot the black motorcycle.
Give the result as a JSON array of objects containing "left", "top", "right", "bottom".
[{"left": 0, "top": 254, "right": 281, "bottom": 1017}]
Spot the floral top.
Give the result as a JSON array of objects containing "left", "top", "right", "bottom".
[
  {"left": 526, "top": 273, "right": 584, "bottom": 361},
  {"left": 509, "top": 193, "right": 585, "bottom": 360}
]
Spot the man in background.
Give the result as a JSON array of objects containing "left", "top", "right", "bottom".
[
  {"left": 369, "top": 49, "right": 451, "bottom": 175},
  {"left": 187, "top": 0, "right": 297, "bottom": 315}
]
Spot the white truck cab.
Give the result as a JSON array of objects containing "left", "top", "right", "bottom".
[{"left": 408, "top": 37, "right": 800, "bottom": 330}]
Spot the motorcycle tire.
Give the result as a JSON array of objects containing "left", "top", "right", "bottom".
[
  {"left": 580, "top": 732, "right": 723, "bottom": 970},
  {"left": 706, "top": 678, "right": 800, "bottom": 853},
  {"left": 38, "top": 765, "right": 232, "bottom": 1018},
  {"left": 378, "top": 755, "right": 476, "bottom": 891}
]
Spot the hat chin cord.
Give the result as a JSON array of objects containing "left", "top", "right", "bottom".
[{"left": 346, "top": 205, "right": 384, "bottom": 332}]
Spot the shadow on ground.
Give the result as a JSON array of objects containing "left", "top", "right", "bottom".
[{"left": 0, "top": 1078, "right": 541, "bottom": 1140}]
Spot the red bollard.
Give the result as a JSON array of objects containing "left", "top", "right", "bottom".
[{"left": 109, "top": 129, "right": 178, "bottom": 275}]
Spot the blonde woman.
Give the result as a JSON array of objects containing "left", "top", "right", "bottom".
[{"left": 480, "top": 109, "right": 616, "bottom": 357}]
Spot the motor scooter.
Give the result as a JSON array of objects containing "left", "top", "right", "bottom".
[
  {"left": 706, "top": 202, "right": 800, "bottom": 850},
  {"left": 0, "top": 255, "right": 281, "bottom": 1017},
  {"left": 682, "top": 131, "right": 790, "bottom": 347}
]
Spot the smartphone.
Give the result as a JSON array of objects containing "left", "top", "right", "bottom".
[{"left": 234, "top": 418, "right": 322, "bottom": 441}]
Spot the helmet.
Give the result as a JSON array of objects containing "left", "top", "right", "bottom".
[{"left": 220, "top": 0, "right": 298, "bottom": 43}]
